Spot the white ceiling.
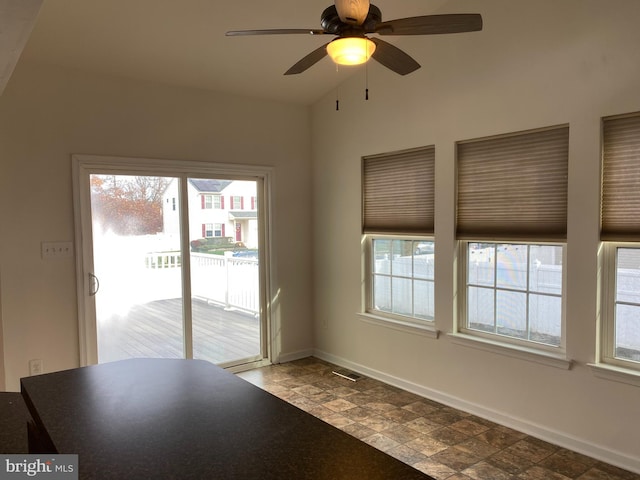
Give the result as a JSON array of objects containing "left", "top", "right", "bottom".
[{"left": 7, "top": 0, "right": 457, "bottom": 105}]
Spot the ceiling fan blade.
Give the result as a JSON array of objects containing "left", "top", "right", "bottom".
[
  {"left": 370, "top": 38, "right": 420, "bottom": 76},
  {"left": 226, "top": 29, "right": 326, "bottom": 36},
  {"left": 334, "top": 0, "right": 370, "bottom": 25},
  {"left": 284, "top": 43, "right": 331, "bottom": 75},
  {"left": 375, "top": 13, "right": 482, "bottom": 36}
]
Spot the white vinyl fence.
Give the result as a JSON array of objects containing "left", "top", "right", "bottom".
[
  {"left": 376, "top": 254, "right": 640, "bottom": 351},
  {"left": 616, "top": 268, "right": 640, "bottom": 352}
]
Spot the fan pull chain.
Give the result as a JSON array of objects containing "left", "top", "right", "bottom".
[
  {"left": 365, "top": 62, "right": 369, "bottom": 100},
  {"left": 336, "top": 65, "right": 340, "bottom": 111}
]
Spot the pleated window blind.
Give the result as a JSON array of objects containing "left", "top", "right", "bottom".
[
  {"left": 456, "top": 126, "right": 569, "bottom": 241},
  {"left": 601, "top": 113, "right": 640, "bottom": 241},
  {"left": 362, "top": 146, "right": 435, "bottom": 235}
]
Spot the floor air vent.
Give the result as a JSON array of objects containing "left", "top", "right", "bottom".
[{"left": 332, "top": 369, "right": 362, "bottom": 382}]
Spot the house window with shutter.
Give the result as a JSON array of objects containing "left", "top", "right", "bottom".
[
  {"left": 231, "top": 196, "right": 243, "bottom": 210},
  {"left": 361, "top": 146, "right": 436, "bottom": 333},
  {"left": 456, "top": 125, "right": 569, "bottom": 356},
  {"left": 599, "top": 112, "right": 640, "bottom": 375}
]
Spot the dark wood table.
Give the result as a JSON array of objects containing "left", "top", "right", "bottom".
[{"left": 21, "top": 358, "right": 432, "bottom": 479}]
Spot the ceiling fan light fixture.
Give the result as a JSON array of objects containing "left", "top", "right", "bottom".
[{"left": 326, "top": 37, "right": 376, "bottom": 66}]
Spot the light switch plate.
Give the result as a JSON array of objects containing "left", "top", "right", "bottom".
[{"left": 42, "top": 241, "right": 73, "bottom": 259}]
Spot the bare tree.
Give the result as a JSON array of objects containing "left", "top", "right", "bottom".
[{"left": 91, "top": 175, "right": 170, "bottom": 235}]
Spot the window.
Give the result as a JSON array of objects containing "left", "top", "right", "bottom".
[
  {"left": 232, "top": 195, "right": 243, "bottom": 210},
  {"left": 362, "top": 146, "right": 435, "bottom": 331},
  {"left": 370, "top": 238, "right": 434, "bottom": 321},
  {"left": 204, "top": 195, "right": 213, "bottom": 209},
  {"left": 203, "top": 223, "right": 224, "bottom": 238},
  {"left": 456, "top": 126, "right": 569, "bottom": 354},
  {"left": 463, "top": 242, "right": 563, "bottom": 347},
  {"left": 602, "top": 245, "right": 640, "bottom": 369},
  {"left": 213, "top": 195, "right": 222, "bottom": 209},
  {"left": 600, "top": 113, "right": 640, "bottom": 374}
]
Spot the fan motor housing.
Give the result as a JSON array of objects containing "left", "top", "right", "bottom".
[{"left": 321, "top": 4, "right": 382, "bottom": 34}]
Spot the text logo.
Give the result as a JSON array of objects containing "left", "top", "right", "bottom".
[{"left": 0, "top": 456, "right": 77, "bottom": 480}]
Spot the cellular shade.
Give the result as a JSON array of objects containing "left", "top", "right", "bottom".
[
  {"left": 456, "top": 126, "right": 569, "bottom": 241},
  {"left": 601, "top": 113, "right": 640, "bottom": 241},
  {"left": 362, "top": 146, "right": 435, "bottom": 235}
]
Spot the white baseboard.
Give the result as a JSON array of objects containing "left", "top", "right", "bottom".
[
  {"left": 276, "top": 348, "right": 315, "bottom": 364},
  {"left": 313, "top": 349, "right": 640, "bottom": 475}
]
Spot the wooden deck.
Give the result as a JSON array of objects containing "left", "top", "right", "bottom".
[{"left": 97, "top": 298, "right": 261, "bottom": 365}]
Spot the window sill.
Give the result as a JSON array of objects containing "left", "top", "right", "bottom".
[
  {"left": 588, "top": 363, "right": 640, "bottom": 387},
  {"left": 357, "top": 313, "right": 439, "bottom": 339},
  {"left": 448, "top": 332, "right": 572, "bottom": 370}
]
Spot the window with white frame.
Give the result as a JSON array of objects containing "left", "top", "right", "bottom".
[
  {"left": 204, "top": 223, "right": 213, "bottom": 237},
  {"left": 213, "top": 195, "right": 222, "bottom": 209},
  {"left": 370, "top": 237, "right": 434, "bottom": 321},
  {"left": 214, "top": 223, "right": 223, "bottom": 237},
  {"left": 232, "top": 196, "right": 243, "bottom": 210},
  {"left": 601, "top": 245, "right": 640, "bottom": 368},
  {"left": 204, "top": 195, "right": 213, "bottom": 209},
  {"left": 456, "top": 126, "right": 569, "bottom": 352},
  {"left": 362, "top": 146, "right": 435, "bottom": 326},
  {"left": 463, "top": 242, "right": 563, "bottom": 347},
  {"left": 600, "top": 113, "right": 640, "bottom": 372}
]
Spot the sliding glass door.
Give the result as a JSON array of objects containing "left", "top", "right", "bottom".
[
  {"left": 187, "top": 178, "right": 262, "bottom": 365},
  {"left": 90, "top": 174, "right": 185, "bottom": 362},
  {"left": 73, "top": 156, "right": 271, "bottom": 370}
]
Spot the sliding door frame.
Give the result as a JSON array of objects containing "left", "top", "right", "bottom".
[{"left": 72, "top": 154, "right": 275, "bottom": 369}]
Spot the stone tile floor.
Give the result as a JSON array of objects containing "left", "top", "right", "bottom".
[{"left": 238, "top": 357, "right": 639, "bottom": 480}]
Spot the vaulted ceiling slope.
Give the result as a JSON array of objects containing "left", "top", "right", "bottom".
[
  {"left": 3, "top": 0, "right": 452, "bottom": 105},
  {"left": 0, "top": 0, "right": 42, "bottom": 96}
]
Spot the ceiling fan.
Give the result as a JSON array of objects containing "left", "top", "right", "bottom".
[{"left": 226, "top": 0, "right": 482, "bottom": 76}]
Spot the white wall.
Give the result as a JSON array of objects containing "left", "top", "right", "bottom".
[
  {"left": 0, "top": 61, "right": 314, "bottom": 390},
  {"left": 311, "top": 0, "right": 640, "bottom": 472}
]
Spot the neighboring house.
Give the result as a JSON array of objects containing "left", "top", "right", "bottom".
[{"left": 162, "top": 178, "right": 258, "bottom": 248}]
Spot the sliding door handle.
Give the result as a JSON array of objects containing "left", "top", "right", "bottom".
[{"left": 88, "top": 272, "right": 100, "bottom": 296}]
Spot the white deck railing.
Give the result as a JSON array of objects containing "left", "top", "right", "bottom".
[{"left": 144, "top": 251, "right": 259, "bottom": 315}]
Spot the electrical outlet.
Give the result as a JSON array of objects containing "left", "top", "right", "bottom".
[
  {"left": 29, "top": 359, "right": 43, "bottom": 376},
  {"left": 42, "top": 241, "right": 73, "bottom": 259}
]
